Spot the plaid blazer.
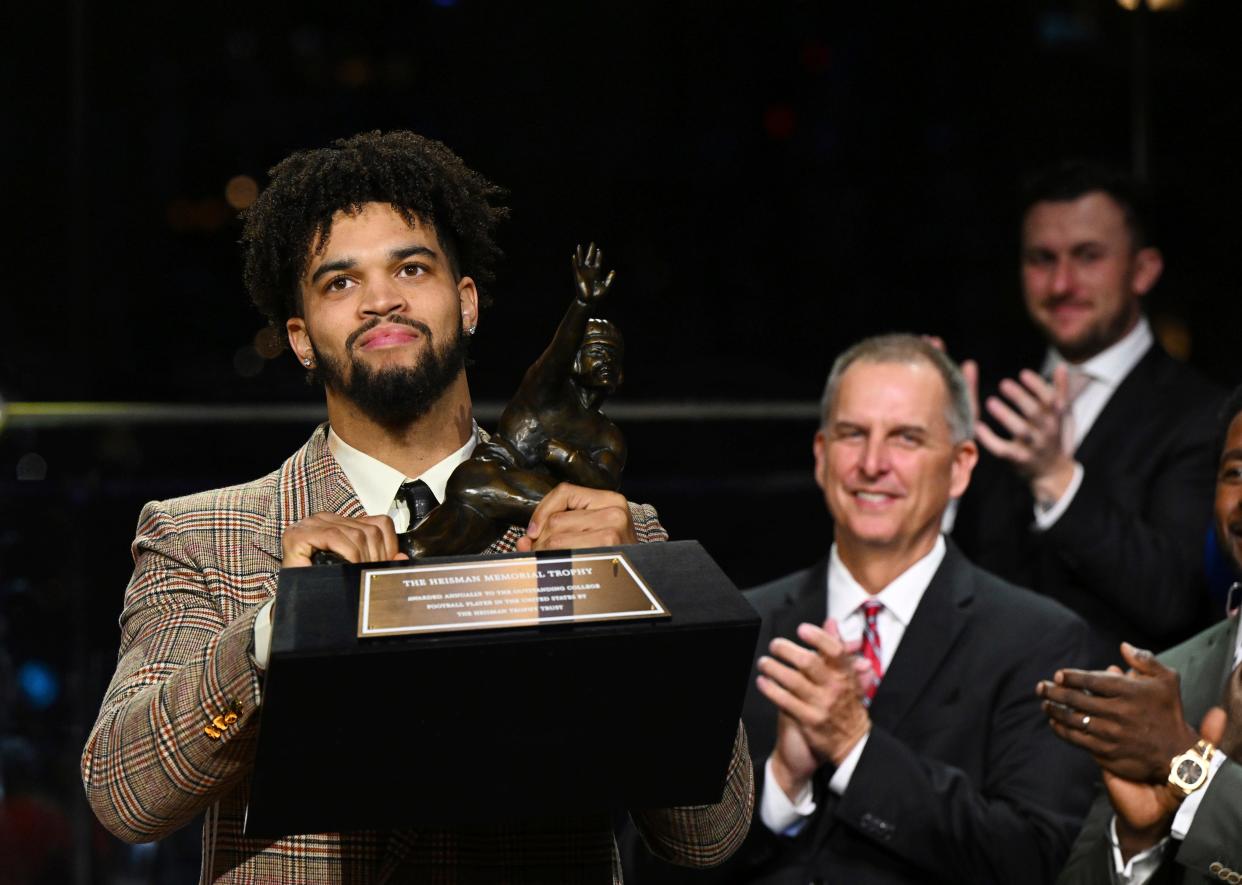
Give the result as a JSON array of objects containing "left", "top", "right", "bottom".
[{"left": 82, "top": 425, "right": 753, "bottom": 884}]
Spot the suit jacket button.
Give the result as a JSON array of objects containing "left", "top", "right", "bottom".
[
  {"left": 212, "top": 714, "right": 229, "bottom": 730},
  {"left": 223, "top": 712, "right": 239, "bottom": 725},
  {"left": 859, "top": 812, "right": 893, "bottom": 840},
  {"left": 204, "top": 725, "right": 222, "bottom": 739}
]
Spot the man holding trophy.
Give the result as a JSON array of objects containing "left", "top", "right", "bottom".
[{"left": 81, "top": 130, "right": 753, "bottom": 883}]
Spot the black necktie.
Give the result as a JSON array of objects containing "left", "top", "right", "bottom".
[{"left": 398, "top": 479, "right": 438, "bottom": 528}]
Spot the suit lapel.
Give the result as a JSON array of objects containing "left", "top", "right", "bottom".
[
  {"left": 867, "top": 543, "right": 973, "bottom": 732},
  {"left": 252, "top": 423, "right": 366, "bottom": 560},
  {"left": 1074, "top": 345, "right": 1162, "bottom": 464},
  {"left": 775, "top": 558, "right": 830, "bottom": 642},
  {"left": 1178, "top": 616, "right": 1240, "bottom": 724}
]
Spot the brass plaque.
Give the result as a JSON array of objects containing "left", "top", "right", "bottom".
[{"left": 358, "top": 552, "right": 669, "bottom": 638}]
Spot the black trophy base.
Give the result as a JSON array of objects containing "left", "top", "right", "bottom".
[{"left": 244, "top": 540, "right": 758, "bottom": 838}]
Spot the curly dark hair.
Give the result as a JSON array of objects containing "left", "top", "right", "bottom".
[{"left": 241, "top": 130, "right": 509, "bottom": 335}]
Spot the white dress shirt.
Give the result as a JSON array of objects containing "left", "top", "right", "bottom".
[
  {"left": 251, "top": 424, "right": 479, "bottom": 672},
  {"left": 760, "top": 536, "right": 947, "bottom": 834},
  {"left": 327, "top": 424, "right": 478, "bottom": 532},
  {"left": 1035, "top": 317, "right": 1153, "bottom": 529}
]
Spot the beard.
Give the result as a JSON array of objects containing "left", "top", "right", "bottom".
[
  {"left": 312, "top": 314, "right": 469, "bottom": 429},
  {"left": 1037, "top": 297, "right": 1141, "bottom": 364},
  {"left": 1048, "top": 315, "right": 1131, "bottom": 364}
]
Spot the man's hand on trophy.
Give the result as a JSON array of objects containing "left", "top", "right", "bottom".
[
  {"left": 573, "top": 243, "right": 615, "bottom": 304},
  {"left": 282, "top": 513, "right": 409, "bottom": 568},
  {"left": 515, "top": 483, "right": 636, "bottom": 552}
]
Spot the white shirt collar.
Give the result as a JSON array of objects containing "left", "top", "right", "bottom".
[
  {"left": 327, "top": 422, "right": 479, "bottom": 517},
  {"left": 1042, "top": 315, "right": 1153, "bottom": 388},
  {"left": 827, "top": 535, "right": 947, "bottom": 628}
]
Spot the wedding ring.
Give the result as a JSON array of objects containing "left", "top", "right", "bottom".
[{"left": 1081, "top": 715, "right": 1091, "bottom": 730}]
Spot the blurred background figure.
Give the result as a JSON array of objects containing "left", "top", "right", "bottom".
[{"left": 954, "top": 161, "right": 1223, "bottom": 666}]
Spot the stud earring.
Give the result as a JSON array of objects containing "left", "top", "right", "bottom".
[
  {"left": 465, "top": 324, "right": 477, "bottom": 336},
  {"left": 303, "top": 357, "right": 312, "bottom": 367}
]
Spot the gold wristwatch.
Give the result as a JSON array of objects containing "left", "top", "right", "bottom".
[{"left": 1167, "top": 740, "right": 1216, "bottom": 797}]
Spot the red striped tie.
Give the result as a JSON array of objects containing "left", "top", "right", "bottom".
[{"left": 860, "top": 600, "right": 884, "bottom": 704}]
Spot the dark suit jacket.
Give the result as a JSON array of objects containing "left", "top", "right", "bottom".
[
  {"left": 624, "top": 541, "right": 1097, "bottom": 884},
  {"left": 1056, "top": 615, "right": 1242, "bottom": 885},
  {"left": 955, "top": 343, "right": 1222, "bottom": 666}
]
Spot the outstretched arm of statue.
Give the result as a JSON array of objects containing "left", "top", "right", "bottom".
[{"left": 519, "top": 243, "right": 616, "bottom": 400}]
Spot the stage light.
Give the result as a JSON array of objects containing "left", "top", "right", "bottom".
[
  {"left": 167, "top": 198, "right": 195, "bottom": 231},
  {"left": 18, "top": 660, "right": 60, "bottom": 710},
  {"left": 763, "top": 105, "right": 797, "bottom": 141},
  {"left": 254, "top": 326, "right": 285, "bottom": 359},
  {"left": 225, "top": 175, "right": 259, "bottom": 210},
  {"left": 800, "top": 41, "right": 831, "bottom": 74},
  {"left": 1116, "top": 0, "right": 1185, "bottom": 9},
  {"left": 200, "top": 199, "right": 231, "bottom": 231}
]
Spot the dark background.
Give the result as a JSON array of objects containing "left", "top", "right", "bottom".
[{"left": 3, "top": 1, "right": 1241, "bottom": 881}]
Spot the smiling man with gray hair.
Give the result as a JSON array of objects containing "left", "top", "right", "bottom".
[{"left": 636, "top": 333, "right": 1099, "bottom": 884}]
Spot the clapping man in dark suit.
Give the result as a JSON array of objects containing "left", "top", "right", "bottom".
[
  {"left": 628, "top": 334, "right": 1095, "bottom": 884},
  {"left": 1040, "top": 385, "right": 1242, "bottom": 884},
  {"left": 954, "top": 162, "right": 1221, "bottom": 666}
]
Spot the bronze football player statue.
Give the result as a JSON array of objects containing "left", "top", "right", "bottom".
[{"left": 396, "top": 242, "right": 627, "bottom": 559}]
